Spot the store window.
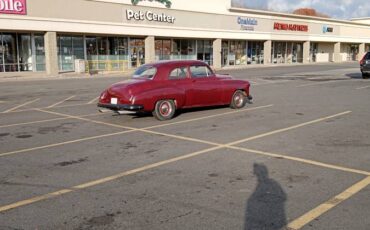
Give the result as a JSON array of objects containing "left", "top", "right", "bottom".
[
  {"left": 155, "top": 39, "right": 171, "bottom": 61},
  {"left": 34, "top": 34, "right": 46, "bottom": 71},
  {"left": 86, "top": 36, "right": 131, "bottom": 71},
  {"left": 272, "top": 42, "right": 303, "bottom": 64},
  {"left": 172, "top": 39, "right": 196, "bottom": 60},
  {"left": 310, "top": 43, "right": 318, "bottom": 62},
  {"left": 155, "top": 39, "right": 212, "bottom": 65},
  {"left": 197, "top": 40, "right": 213, "bottom": 66},
  {"left": 247, "top": 41, "right": 264, "bottom": 64},
  {"left": 221, "top": 40, "right": 248, "bottom": 66},
  {"left": 57, "top": 35, "right": 84, "bottom": 72},
  {"left": 0, "top": 32, "right": 45, "bottom": 73},
  {"left": 346, "top": 44, "right": 359, "bottom": 61},
  {"left": 130, "top": 38, "right": 145, "bottom": 68}
]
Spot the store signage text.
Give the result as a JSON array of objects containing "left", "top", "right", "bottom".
[
  {"left": 238, "top": 17, "right": 258, "bottom": 31},
  {"left": 273, "top": 22, "right": 308, "bottom": 32},
  {"left": 131, "top": 0, "right": 172, "bottom": 8},
  {"left": 0, "top": 0, "right": 26, "bottom": 15},
  {"left": 323, "top": 25, "right": 333, "bottom": 33},
  {"left": 126, "top": 9, "right": 175, "bottom": 23}
]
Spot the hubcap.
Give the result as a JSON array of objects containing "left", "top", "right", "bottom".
[
  {"left": 234, "top": 94, "right": 243, "bottom": 107},
  {"left": 159, "top": 101, "right": 172, "bottom": 116}
]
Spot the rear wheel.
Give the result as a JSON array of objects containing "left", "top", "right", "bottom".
[
  {"left": 230, "top": 90, "right": 246, "bottom": 109},
  {"left": 153, "top": 100, "right": 176, "bottom": 121}
]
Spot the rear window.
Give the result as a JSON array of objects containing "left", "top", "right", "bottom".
[
  {"left": 189, "top": 65, "right": 214, "bottom": 78},
  {"left": 133, "top": 65, "right": 157, "bottom": 79},
  {"left": 169, "top": 67, "right": 188, "bottom": 79},
  {"left": 366, "top": 52, "right": 370, "bottom": 60}
]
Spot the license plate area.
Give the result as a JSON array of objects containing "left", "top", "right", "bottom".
[{"left": 110, "top": 98, "right": 118, "bottom": 105}]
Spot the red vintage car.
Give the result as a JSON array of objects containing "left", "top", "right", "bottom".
[{"left": 98, "top": 60, "right": 252, "bottom": 120}]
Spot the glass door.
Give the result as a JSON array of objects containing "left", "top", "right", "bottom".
[
  {"left": 129, "top": 38, "right": 145, "bottom": 68},
  {"left": 221, "top": 41, "right": 229, "bottom": 67},
  {"left": 2, "top": 33, "right": 18, "bottom": 72}
]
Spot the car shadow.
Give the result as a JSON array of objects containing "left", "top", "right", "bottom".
[
  {"left": 114, "top": 103, "right": 253, "bottom": 120},
  {"left": 244, "top": 163, "right": 287, "bottom": 230},
  {"left": 345, "top": 73, "right": 364, "bottom": 79}
]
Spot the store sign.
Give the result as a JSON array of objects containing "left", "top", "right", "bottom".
[
  {"left": 238, "top": 17, "right": 257, "bottom": 31},
  {"left": 323, "top": 25, "right": 333, "bottom": 33},
  {"left": 274, "top": 22, "right": 308, "bottom": 32},
  {"left": 131, "top": 0, "right": 172, "bottom": 8},
  {"left": 126, "top": 9, "right": 175, "bottom": 23},
  {"left": 0, "top": 0, "right": 26, "bottom": 15}
]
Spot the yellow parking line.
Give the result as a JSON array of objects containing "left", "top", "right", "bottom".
[
  {"left": 356, "top": 85, "right": 370, "bottom": 90},
  {"left": 3, "top": 98, "right": 40, "bottom": 113},
  {"left": 0, "top": 110, "right": 356, "bottom": 212},
  {"left": 0, "top": 105, "right": 271, "bottom": 158},
  {"left": 87, "top": 96, "right": 100, "bottom": 104},
  {"left": 0, "top": 102, "right": 97, "bottom": 114},
  {"left": 47, "top": 95, "right": 75, "bottom": 108},
  {"left": 37, "top": 109, "right": 135, "bottom": 130},
  {"left": 0, "top": 113, "right": 104, "bottom": 129},
  {"left": 230, "top": 147, "right": 370, "bottom": 176},
  {"left": 297, "top": 80, "right": 350, "bottom": 87},
  {"left": 0, "top": 189, "right": 73, "bottom": 213},
  {"left": 0, "top": 146, "right": 222, "bottom": 213},
  {"left": 0, "top": 130, "right": 134, "bottom": 158},
  {"left": 287, "top": 176, "right": 370, "bottom": 230},
  {"left": 228, "top": 111, "right": 352, "bottom": 146},
  {"left": 143, "top": 104, "right": 274, "bottom": 130}
]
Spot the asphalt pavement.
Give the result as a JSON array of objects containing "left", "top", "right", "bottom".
[{"left": 0, "top": 62, "right": 369, "bottom": 230}]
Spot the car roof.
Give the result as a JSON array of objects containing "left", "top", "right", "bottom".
[{"left": 149, "top": 60, "right": 209, "bottom": 68}]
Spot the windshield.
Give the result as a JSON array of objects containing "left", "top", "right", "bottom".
[{"left": 133, "top": 65, "right": 157, "bottom": 79}]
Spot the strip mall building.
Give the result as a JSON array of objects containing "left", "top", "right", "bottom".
[{"left": 0, "top": 0, "right": 370, "bottom": 75}]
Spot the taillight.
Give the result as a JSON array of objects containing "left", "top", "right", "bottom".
[{"left": 360, "top": 54, "right": 366, "bottom": 65}]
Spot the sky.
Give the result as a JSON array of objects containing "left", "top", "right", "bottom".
[{"left": 231, "top": 0, "right": 370, "bottom": 19}]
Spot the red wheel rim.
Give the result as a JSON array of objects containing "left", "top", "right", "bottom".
[{"left": 159, "top": 101, "right": 172, "bottom": 116}]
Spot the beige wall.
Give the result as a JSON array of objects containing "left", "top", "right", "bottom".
[{"left": 9, "top": 0, "right": 367, "bottom": 42}]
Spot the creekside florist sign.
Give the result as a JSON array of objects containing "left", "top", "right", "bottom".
[
  {"left": 0, "top": 0, "right": 26, "bottom": 15},
  {"left": 131, "top": 0, "right": 172, "bottom": 8}
]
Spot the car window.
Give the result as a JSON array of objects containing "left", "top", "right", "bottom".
[
  {"left": 169, "top": 67, "right": 188, "bottom": 79},
  {"left": 189, "top": 65, "right": 214, "bottom": 78},
  {"left": 132, "top": 65, "right": 157, "bottom": 79},
  {"left": 366, "top": 52, "right": 370, "bottom": 60}
]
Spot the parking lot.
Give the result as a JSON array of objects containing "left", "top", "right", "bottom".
[{"left": 0, "top": 62, "right": 369, "bottom": 230}]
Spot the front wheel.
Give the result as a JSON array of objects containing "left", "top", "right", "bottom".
[
  {"left": 153, "top": 100, "right": 176, "bottom": 121},
  {"left": 230, "top": 90, "right": 246, "bottom": 109}
]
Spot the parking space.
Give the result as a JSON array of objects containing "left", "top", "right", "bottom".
[{"left": 0, "top": 63, "right": 369, "bottom": 229}]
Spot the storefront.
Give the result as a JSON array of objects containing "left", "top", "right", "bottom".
[
  {"left": 222, "top": 40, "right": 264, "bottom": 66},
  {"left": 155, "top": 39, "right": 213, "bottom": 65},
  {"left": 0, "top": 0, "right": 370, "bottom": 75},
  {"left": 271, "top": 42, "right": 303, "bottom": 64},
  {"left": 0, "top": 32, "right": 45, "bottom": 73}
]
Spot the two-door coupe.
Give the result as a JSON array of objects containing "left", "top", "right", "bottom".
[{"left": 98, "top": 60, "right": 252, "bottom": 120}]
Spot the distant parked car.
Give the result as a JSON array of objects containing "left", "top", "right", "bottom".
[
  {"left": 360, "top": 52, "right": 370, "bottom": 79},
  {"left": 98, "top": 60, "right": 252, "bottom": 120}
]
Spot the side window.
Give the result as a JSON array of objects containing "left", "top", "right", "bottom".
[
  {"left": 189, "top": 65, "right": 214, "bottom": 78},
  {"left": 169, "top": 67, "right": 188, "bottom": 80}
]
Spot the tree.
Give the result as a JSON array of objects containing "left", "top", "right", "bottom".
[{"left": 292, "top": 8, "right": 329, "bottom": 18}]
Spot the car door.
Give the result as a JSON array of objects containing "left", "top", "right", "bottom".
[
  {"left": 188, "top": 65, "right": 222, "bottom": 106},
  {"left": 168, "top": 66, "right": 193, "bottom": 107}
]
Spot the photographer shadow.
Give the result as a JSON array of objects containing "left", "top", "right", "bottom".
[{"left": 244, "top": 163, "right": 287, "bottom": 230}]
